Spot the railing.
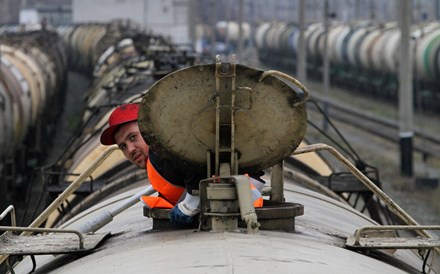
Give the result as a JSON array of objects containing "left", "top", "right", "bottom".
[{"left": 293, "top": 143, "right": 440, "bottom": 255}]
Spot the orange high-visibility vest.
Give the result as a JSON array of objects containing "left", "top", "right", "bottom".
[
  {"left": 142, "top": 159, "right": 185, "bottom": 209},
  {"left": 142, "top": 160, "right": 263, "bottom": 209}
]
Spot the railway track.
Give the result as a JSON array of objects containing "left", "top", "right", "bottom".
[{"left": 307, "top": 95, "right": 440, "bottom": 161}]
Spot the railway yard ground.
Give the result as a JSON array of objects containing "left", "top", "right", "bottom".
[{"left": 304, "top": 79, "right": 440, "bottom": 226}]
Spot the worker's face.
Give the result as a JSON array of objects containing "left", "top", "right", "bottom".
[{"left": 114, "top": 121, "right": 149, "bottom": 169}]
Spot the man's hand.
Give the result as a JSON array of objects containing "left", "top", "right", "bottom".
[{"left": 170, "top": 205, "right": 195, "bottom": 227}]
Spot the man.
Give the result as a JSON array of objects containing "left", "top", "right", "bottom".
[
  {"left": 100, "top": 103, "right": 264, "bottom": 227},
  {"left": 100, "top": 103, "right": 205, "bottom": 227}
]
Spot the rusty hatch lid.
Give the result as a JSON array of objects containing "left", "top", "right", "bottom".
[{"left": 138, "top": 63, "right": 307, "bottom": 173}]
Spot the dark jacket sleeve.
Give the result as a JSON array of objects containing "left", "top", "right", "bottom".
[
  {"left": 148, "top": 150, "right": 206, "bottom": 194},
  {"left": 148, "top": 150, "right": 265, "bottom": 194}
]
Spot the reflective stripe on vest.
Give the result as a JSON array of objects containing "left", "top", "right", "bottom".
[
  {"left": 146, "top": 159, "right": 185, "bottom": 206},
  {"left": 250, "top": 182, "right": 263, "bottom": 208},
  {"left": 141, "top": 196, "right": 174, "bottom": 209}
]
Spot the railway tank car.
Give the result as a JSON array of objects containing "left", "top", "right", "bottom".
[
  {"left": 215, "top": 21, "right": 251, "bottom": 52},
  {"left": 0, "top": 51, "right": 439, "bottom": 273},
  {"left": 0, "top": 25, "right": 68, "bottom": 211},
  {"left": 254, "top": 20, "right": 440, "bottom": 111}
]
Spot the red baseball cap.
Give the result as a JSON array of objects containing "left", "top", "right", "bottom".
[{"left": 100, "top": 103, "right": 139, "bottom": 145}]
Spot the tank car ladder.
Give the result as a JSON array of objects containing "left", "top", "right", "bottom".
[{"left": 200, "top": 55, "right": 259, "bottom": 233}]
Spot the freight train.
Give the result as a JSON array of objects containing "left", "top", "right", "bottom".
[
  {"left": 0, "top": 21, "right": 439, "bottom": 273},
  {"left": 254, "top": 20, "right": 440, "bottom": 111},
  {"left": 0, "top": 25, "right": 68, "bottom": 211}
]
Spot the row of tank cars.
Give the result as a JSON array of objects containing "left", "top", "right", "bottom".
[
  {"left": 255, "top": 20, "right": 440, "bottom": 111},
  {"left": 0, "top": 20, "right": 199, "bottom": 272},
  {"left": 0, "top": 20, "right": 197, "bottom": 222},
  {"left": 0, "top": 20, "right": 439, "bottom": 273},
  {"left": 0, "top": 25, "right": 68, "bottom": 212}
]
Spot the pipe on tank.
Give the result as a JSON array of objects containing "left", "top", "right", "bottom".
[{"left": 76, "top": 185, "right": 156, "bottom": 233}]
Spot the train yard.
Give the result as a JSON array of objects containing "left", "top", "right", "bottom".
[
  {"left": 1, "top": 1, "right": 440, "bottom": 272},
  {"left": 1, "top": 24, "right": 440, "bottom": 274}
]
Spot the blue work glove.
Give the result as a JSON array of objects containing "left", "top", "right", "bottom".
[{"left": 170, "top": 205, "right": 195, "bottom": 227}]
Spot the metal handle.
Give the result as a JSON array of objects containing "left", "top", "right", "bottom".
[
  {"left": 354, "top": 225, "right": 440, "bottom": 245},
  {"left": 258, "top": 70, "right": 309, "bottom": 106},
  {"left": 0, "top": 205, "right": 16, "bottom": 227},
  {"left": 293, "top": 143, "right": 440, "bottom": 254}
]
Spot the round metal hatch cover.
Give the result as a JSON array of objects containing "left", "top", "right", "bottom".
[{"left": 138, "top": 64, "right": 307, "bottom": 173}]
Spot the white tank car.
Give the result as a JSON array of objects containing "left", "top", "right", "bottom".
[
  {"left": 1, "top": 59, "right": 439, "bottom": 274},
  {"left": 9, "top": 178, "right": 425, "bottom": 274}
]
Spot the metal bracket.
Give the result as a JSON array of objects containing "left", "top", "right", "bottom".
[
  {"left": 199, "top": 175, "right": 259, "bottom": 234},
  {"left": 0, "top": 226, "right": 109, "bottom": 255}
]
